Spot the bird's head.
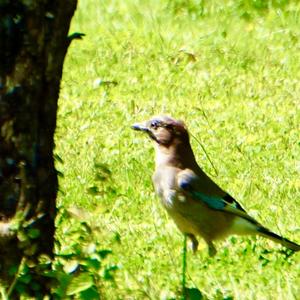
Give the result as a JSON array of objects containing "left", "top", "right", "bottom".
[{"left": 131, "top": 116, "right": 189, "bottom": 146}]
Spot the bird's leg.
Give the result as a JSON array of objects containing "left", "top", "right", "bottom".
[
  {"left": 207, "top": 241, "right": 217, "bottom": 257},
  {"left": 187, "top": 234, "right": 199, "bottom": 253}
]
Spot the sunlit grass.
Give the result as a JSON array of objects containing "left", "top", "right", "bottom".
[{"left": 56, "top": 0, "right": 300, "bottom": 298}]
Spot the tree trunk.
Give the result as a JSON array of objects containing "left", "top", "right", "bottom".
[{"left": 0, "top": 0, "right": 77, "bottom": 297}]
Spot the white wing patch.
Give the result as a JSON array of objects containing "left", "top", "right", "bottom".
[{"left": 178, "top": 194, "right": 186, "bottom": 203}]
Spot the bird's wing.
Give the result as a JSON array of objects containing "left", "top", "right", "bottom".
[
  {"left": 177, "top": 169, "right": 258, "bottom": 224},
  {"left": 222, "top": 194, "right": 247, "bottom": 212}
]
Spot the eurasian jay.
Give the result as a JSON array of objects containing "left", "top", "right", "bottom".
[{"left": 132, "top": 115, "right": 300, "bottom": 256}]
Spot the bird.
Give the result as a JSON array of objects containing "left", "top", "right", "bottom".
[{"left": 132, "top": 115, "right": 300, "bottom": 256}]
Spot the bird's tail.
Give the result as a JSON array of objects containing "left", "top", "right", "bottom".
[{"left": 257, "top": 227, "right": 300, "bottom": 252}]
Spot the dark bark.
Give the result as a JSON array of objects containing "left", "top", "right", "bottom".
[{"left": 0, "top": 0, "right": 77, "bottom": 297}]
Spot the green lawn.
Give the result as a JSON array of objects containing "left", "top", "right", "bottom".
[{"left": 56, "top": 0, "right": 300, "bottom": 299}]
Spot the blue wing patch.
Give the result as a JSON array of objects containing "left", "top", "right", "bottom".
[
  {"left": 179, "top": 177, "right": 226, "bottom": 210},
  {"left": 191, "top": 191, "right": 227, "bottom": 210}
]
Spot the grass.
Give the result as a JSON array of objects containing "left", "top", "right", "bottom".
[{"left": 56, "top": 0, "right": 300, "bottom": 299}]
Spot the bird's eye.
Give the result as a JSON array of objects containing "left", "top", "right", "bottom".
[{"left": 150, "top": 120, "right": 160, "bottom": 129}]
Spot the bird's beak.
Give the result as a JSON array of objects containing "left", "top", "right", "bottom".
[{"left": 131, "top": 122, "right": 150, "bottom": 133}]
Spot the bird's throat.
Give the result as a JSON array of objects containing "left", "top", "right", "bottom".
[{"left": 155, "top": 141, "right": 197, "bottom": 169}]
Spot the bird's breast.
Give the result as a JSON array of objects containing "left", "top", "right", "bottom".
[
  {"left": 152, "top": 166, "right": 187, "bottom": 209},
  {"left": 160, "top": 189, "right": 188, "bottom": 211}
]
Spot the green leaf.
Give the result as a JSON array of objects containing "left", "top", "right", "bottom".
[
  {"left": 185, "top": 287, "right": 203, "bottom": 300},
  {"left": 98, "top": 249, "right": 112, "bottom": 259},
  {"left": 103, "top": 265, "right": 118, "bottom": 280},
  {"left": 17, "top": 231, "right": 28, "bottom": 242},
  {"left": 19, "top": 274, "right": 32, "bottom": 284},
  {"left": 66, "top": 274, "right": 94, "bottom": 296},
  {"left": 82, "top": 258, "right": 101, "bottom": 270},
  {"left": 80, "top": 286, "right": 100, "bottom": 300},
  {"left": 28, "top": 228, "right": 40, "bottom": 239},
  {"left": 47, "top": 271, "right": 72, "bottom": 297}
]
